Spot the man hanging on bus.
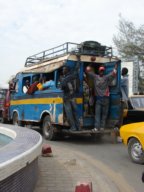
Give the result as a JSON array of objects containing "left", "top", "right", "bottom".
[
  {"left": 86, "top": 63, "right": 118, "bottom": 132},
  {"left": 60, "top": 56, "right": 81, "bottom": 132}
]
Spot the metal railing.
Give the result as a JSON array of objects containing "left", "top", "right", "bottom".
[{"left": 25, "top": 42, "right": 113, "bottom": 67}]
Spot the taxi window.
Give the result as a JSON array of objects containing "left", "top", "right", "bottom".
[{"left": 130, "top": 97, "right": 144, "bottom": 109}]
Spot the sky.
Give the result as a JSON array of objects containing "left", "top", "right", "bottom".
[{"left": 0, "top": 0, "right": 144, "bottom": 84}]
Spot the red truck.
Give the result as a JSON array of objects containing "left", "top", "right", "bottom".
[{"left": 0, "top": 86, "right": 10, "bottom": 123}]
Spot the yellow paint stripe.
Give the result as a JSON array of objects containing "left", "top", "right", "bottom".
[
  {"left": 11, "top": 98, "right": 63, "bottom": 105},
  {"left": 10, "top": 98, "right": 83, "bottom": 105},
  {"left": 76, "top": 98, "right": 83, "bottom": 104}
]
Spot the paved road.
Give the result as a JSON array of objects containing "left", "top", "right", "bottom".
[
  {"left": 1, "top": 124, "right": 144, "bottom": 192},
  {"left": 49, "top": 135, "right": 143, "bottom": 192}
]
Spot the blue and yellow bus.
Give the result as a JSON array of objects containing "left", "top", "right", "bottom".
[{"left": 9, "top": 41, "right": 121, "bottom": 140}]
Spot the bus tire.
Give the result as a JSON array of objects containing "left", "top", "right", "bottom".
[
  {"left": 13, "top": 112, "right": 23, "bottom": 126},
  {"left": 42, "top": 115, "right": 57, "bottom": 140}
]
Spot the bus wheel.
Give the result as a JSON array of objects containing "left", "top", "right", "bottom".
[
  {"left": 13, "top": 112, "right": 23, "bottom": 126},
  {"left": 42, "top": 115, "right": 57, "bottom": 140}
]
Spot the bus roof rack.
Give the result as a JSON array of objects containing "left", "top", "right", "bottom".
[{"left": 25, "top": 41, "right": 113, "bottom": 67}]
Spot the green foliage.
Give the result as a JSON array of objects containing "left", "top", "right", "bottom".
[{"left": 113, "top": 16, "right": 144, "bottom": 60}]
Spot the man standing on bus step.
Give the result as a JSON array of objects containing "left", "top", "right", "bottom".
[
  {"left": 60, "top": 56, "right": 81, "bottom": 132},
  {"left": 86, "top": 63, "right": 118, "bottom": 132}
]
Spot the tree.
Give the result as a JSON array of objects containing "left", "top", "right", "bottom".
[
  {"left": 113, "top": 16, "right": 144, "bottom": 94},
  {"left": 113, "top": 16, "right": 144, "bottom": 60}
]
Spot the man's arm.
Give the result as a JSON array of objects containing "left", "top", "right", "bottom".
[
  {"left": 106, "top": 63, "right": 118, "bottom": 84},
  {"left": 85, "top": 66, "right": 96, "bottom": 79},
  {"left": 43, "top": 80, "right": 55, "bottom": 89},
  {"left": 113, "top": 63, "right": 118, "bottom": 74},
  {"left": 106, "top": 63, "right": 118, "bottom": 78}
]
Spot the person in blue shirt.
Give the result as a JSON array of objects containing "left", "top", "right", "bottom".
[
  {"left": 121, "top": 67, "right": 129, "bottom": 103},
  {"left": 38, "top": 76, "right": 55, "bottom": 90},
  {"left": 118, "top": 67, "right": 129, "bottom": 127},
  {"left": 42, "top": 79, "right": 55, "bottom": 89}
]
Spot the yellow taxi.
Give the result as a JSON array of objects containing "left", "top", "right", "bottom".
[{"left": 120, "top": 122, "right": 144, "bottom": 164}]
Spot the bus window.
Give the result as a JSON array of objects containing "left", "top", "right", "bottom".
[
  {"left": 15, "top": 80, "right": 19, "bottom": 93},
  {"left": 55, "top": 68, "right": 63, "bottom": 89},
  {"left": 22, "top": 77, "right": 31, "bottom": 93},
  {"left": 41, "top": 72, "right": 54, "bottom": 83},
  {"left": 37, "top": 72, "right": 55, "bottom": 91},
  {"left": 32, "top": 75, "right": 40, "bottom": 83}
]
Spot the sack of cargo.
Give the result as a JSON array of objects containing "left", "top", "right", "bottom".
[{"left": 79, "top": 41, "right": 106, "bottom": 56}]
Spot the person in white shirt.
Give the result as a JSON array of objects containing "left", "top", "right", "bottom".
[{"left": 23, "top": 80, "right": 30, "bottom": 93}]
